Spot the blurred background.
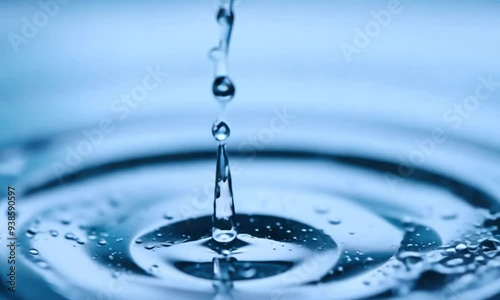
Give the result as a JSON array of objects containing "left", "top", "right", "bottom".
[{"left": 1, "top": 0, "right": 499, "bottom": 147}]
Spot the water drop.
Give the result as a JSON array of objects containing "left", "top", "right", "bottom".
[
  {"left": 329, "top": 219, "right": 342, "bottom": 225},
  {"left": 213, "top": 76, "right": 235, "bottom": 102},
  {"left": 50, "top": 230, "right": 59, "bottom": 237},
  {"left": 212, "top": 121, "right": 231, "bottom": 142},
  {"left": 212, "top": 144, "right": 237, "bottom": 243},
  {"left": 65, "top": 233, "right": 77, "bottom": 240},
  {"left": 97, "top": 238, "right": 107, "bottom": 246},
  {"left": 25, "top": 229, "right": 37, "bottom": 238},
  {"left": 29, "top": 249, "right": 39, "bottom": 255}
]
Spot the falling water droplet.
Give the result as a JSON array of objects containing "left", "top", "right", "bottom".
[
  {"left": 216, "top": 7, "right": 234, "bottom": 26},
  {"left": 212, "top": 121, "right": 231, "bottom": 142},
  {"left": 213, "top": 76, "right": 235, "bottom": 103},
  {"left": 212, "top": 144, "right": 237, "bottom": 243}
]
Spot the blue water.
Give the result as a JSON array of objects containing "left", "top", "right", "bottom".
[{"left": 0, "top": 1, "right": 499, "bottom": 299}]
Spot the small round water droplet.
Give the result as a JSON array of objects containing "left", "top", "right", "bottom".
[
  {"left": 164, "top": 214, "right": 174, "bottom": 220},
  {"left": 50, "top": 230, "right": 59, "bottom": 237},
  {"left": 65, "top": 233, "right": 76, "bottom": 240},
  {"left": 212, "top": 121, "right": 230, "bottom": 142},
  {"left": 29, "top": 249, "right": 39, "bottom": 255},
  {"left": 455, "top": 243, "right": 467, "bottom": 251},
  {"left": 25, "top": 229, "right": 37, "bottom": 238},
  {"left": 212, "top": 76, "right": 235, "bottom": 102},
  {"left": 135, "top": 239, "right": 143, "bottom": 244},
  {"left": 97, "top": 238, "right": 107, "bottom": 246},
  {"left": 329, "top": 219, "right": 342, "bottom": 225}
]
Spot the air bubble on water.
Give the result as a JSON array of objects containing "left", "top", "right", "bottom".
[
  {"left": 29, "top": 249, "right": 39, "bottom": 255},
  {"left": 212, "top": 121, "right": 231, "bottom": 142},
  {"left": 213, "top": 76, "right": 235, "bottom": 103}
]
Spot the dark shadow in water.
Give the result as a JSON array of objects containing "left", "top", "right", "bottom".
[{"left": 23, "top": 149, "right": 499, "bottom": 212}]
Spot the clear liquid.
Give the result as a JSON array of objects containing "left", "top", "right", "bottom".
[
  {"left": 211, "top": 0, "right": 238, "bottom": 246},
  {"left": 2, "top": 119, "right": 500, "bottom": 299},
  {"left": 1, "top": 2, "right": 500, "bottom": 300}
]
